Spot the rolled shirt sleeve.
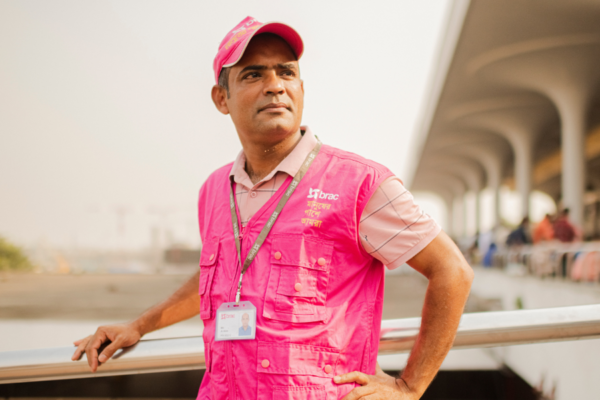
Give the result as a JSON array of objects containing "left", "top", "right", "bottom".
[{"left": 359, "top": 176, "right": 441, "bottom": 269}]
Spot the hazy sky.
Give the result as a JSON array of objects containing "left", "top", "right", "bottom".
[{"left": 0, "top": 1, "right": 449, "bottom": 250}]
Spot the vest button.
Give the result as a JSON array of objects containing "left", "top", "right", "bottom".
[
  {"left": 209, "top": 254, "right": 215, "bottom": 261},
  {"left": 274, "top": 251, "right": 282, "bottom": 260},
  {"left": 294, "top": 283, "right": 303, "bottom": 292},
  {"left": 261, "top": 359, "right": 270, "bottom": 368},
  {"left": 324, "top": 364, "right": 332, "bottom": 374},
  {"left": 318, "top": 257, "right": 326, "bottom": 266}
]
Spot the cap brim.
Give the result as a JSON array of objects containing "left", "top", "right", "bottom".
[{"left": 221, "top": 21, "right": 304, "bottom": 69}]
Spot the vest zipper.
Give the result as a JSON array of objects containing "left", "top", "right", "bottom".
[
  {"left": 226, "top": 223, "right": 244, "bottom": 400},
  {"left": 225, "top": 341, "right": 236, "bottom": 399}
]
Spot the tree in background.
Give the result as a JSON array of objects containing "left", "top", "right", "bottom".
[{"left": 0, "top": 236, "right": 33, "bottom": 271}]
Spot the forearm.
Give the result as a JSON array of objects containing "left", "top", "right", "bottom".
[
  {"left": 400, "top": 263, "right": 472, "bottom": 396},
  {"left": 132, "top": 271, "right": 201, "bottom": 336}
]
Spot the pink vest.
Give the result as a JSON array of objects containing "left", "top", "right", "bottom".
[{"left": 197, "top": 145, "right": 393, "bottom": 400}]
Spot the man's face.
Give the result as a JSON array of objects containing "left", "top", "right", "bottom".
[
  {"left": 213, "top": 34, "right": 304, "bottom": 146},
  {"left": 242, "top": 313, "right": 249, "bottom": 328}
]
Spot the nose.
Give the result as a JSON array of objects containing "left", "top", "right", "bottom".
[{"left": 262, "top": 70, "right": 285, "bottom": 96}]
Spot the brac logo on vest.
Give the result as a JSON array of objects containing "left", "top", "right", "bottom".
[{"left": 307, "top": 188, "right": 339, "bottom": 200}]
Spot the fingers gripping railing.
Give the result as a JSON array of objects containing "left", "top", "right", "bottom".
[{"left": 1, "top": 304, "right": 600, "bottom": 384}]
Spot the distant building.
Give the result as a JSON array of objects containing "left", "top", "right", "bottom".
[{"left": 164, "top": 246, "right": 201, "bottom": 265}]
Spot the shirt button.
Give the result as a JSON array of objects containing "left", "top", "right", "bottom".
[
  {"left": 318, "top": 257, "right": 326, "bottom": 266},
  {"left": 274, "top": 251, "right": 282, "bottom": 260},
  {"left": 324, "top": 365, "right": 332, "bottom": 374},
  {"left": 250, "top": 191, "right": 257, "bottom": 198},
  {"left": 294, "top": 283, "right": 303, "bottom": 292},
  {"left": 261, "top": 359, "right": 270, "bottom": 368},
  {"left": 209, "top": 254, "right": 215, "bottom": 261}
]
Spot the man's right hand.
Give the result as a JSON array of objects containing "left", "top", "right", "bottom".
[
  {"left": 70, "top": 271, "right": 201, "bottom": 372},
  {"left": 71, "top": 322, "right": 142, "bottom": 372}
]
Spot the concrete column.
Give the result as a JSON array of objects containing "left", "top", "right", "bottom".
[
  {"left": 443, "top": 195, "right": 454, "bottom": 237},
  {"left": 463, "top": 191, "right": 480, "bottom": 237},
  {"left": 437, "top": 161, "right": 482, "bottom": 238},
  {"left": 415, "top": 172, "right": 468, "bottom": 238},
  {"left": 479, "top": 155, "right": 503, "bottom": 230},
  {"left": 454, "top": 145, "right": 505, "bottom": 230},
  {"left": 554, "top": 90, "right": 587, "bottom": 227},
  {"left": 494, "top": 185, "right": 502, "bottom": 227},
  {"left": 475, "top": 190, "right": 482, "bottom": 233},
  {"left": 463, "top": 193, "right": 469, "bottom": 237},
  {"left": 463, "top": 190, "right": 482, "bottom": 236},
  {"left": 512, "top": 134, "right": 532, "bottom": 219},
  {"left": 453, "top": 195, "right": 464, "bottom": 238}
]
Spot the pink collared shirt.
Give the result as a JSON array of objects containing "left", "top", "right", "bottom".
[{"left": 229, "top": 127, "right": 440, "bottom": 268}]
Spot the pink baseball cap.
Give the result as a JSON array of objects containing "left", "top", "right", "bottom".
[{"left": 213, "top": 16, "right": 304, "bottom": 84}]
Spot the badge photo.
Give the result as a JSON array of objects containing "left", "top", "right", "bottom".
[{"left": 215, "top": 301, "right": 257, "bottom": 341}]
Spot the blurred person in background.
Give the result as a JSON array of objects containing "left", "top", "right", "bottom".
[
  {"left": 466, "top": 231, "right": 481, "bottom": 265},
  {"left": 482, "top": 242, "right": 497, "bottom": 267},
  {"left": 553, "top": 208, "right": 581, "bottom": 243},
  {"left": 506, "top": 217, "right": 531, "bottom": 247},
  {"left": 533, "top": 213, "right": 555, "bottom": 243}
]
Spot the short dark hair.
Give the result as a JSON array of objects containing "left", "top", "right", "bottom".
[
  {"left": 218, "top": 67, "right": 231, "bottom": 98},
  {"left": 217, "top": 33, "right": 298, "bottom": 99}
]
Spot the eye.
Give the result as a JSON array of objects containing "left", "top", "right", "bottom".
[
  {"left": 243, "top": 72, "right": 260, "bottom": 79},
  {"left": 281, "top": 70, "right": 295, "bottom": 77}
]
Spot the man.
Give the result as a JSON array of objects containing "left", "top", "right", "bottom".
[
  {"left": 72, "top": 17, "right": 473, "bottom": 400},
  {"left": 533, "top": 214, "right": 554, "bottom": 243},
  {"left": 506, "top": 217, "right": 531, "bottom": 247},
  {"left": 554, "top": 208, "right": 580, "bottom": 243},
  {"left": 239, "top": 313, "right": 252, "bottom": 336}
]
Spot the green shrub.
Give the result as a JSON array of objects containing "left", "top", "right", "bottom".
[{"left": 0, "top": 236, "right": 33, "bottom": 271}]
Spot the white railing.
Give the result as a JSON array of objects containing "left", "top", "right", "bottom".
[{"left": 1, "top": 304, "right": 600, "bottom": 384}]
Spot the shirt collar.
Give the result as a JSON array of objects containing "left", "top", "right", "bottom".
[{"left": 229, "top": 126, "right": 318, "bottom": 188}]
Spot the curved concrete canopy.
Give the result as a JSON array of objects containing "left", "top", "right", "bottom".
[
  {"left": 442, "top": 143, "right": 505, "bottom": 188},
  {"left": 412, "top": 172, "right": 467, "bottom": 197},
  {"left": 467, "top": 34, "right": 600, "bottom": 78},
  {"left": 421, "top": 154, "right": 485, "bottom": 191},
  {"left": 410, "top": 0, "right": 600, "bottom": 229}
]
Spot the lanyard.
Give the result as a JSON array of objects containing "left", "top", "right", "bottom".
[{"left": 229, "top": 140, "right": 322, "bottom": 304}]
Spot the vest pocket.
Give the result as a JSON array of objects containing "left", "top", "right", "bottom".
[
  {"left": 198, "top": 238, "right": 219, "bottom": 320},
  {"left": 263, "top": 235, "right": 333, "bottom": 323},
  {"left": 256, "top": 341, "right": 338, "bottom": 400}
]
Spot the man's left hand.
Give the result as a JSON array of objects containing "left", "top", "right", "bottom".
[{"left": 335, "top": 369, "right": 418, "bottom": 400}]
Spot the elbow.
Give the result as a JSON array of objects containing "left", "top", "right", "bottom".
[
  {"left": 459, "top": 261, "right": 474, "bottom": 294},
  {"left": 429, "top": 259, "right": 473, "bottom": 293},
  {"left": 463, "top": 262, "right": 474, "bottom": 284}
]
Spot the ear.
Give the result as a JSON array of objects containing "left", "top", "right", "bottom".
[{"left": 211, "top": 85, "right": 230, "bottom": 115}]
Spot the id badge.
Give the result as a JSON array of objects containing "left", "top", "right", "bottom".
[{"left": 215, "top": 301, "right": 257, "bottom": 341}]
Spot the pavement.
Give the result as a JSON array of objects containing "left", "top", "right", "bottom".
[{"left": 0, "top": 271, "right": 429, "bottom": 353}]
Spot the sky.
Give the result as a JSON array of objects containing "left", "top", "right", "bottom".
[{"left": 0, "top": 0, "right": 450, "bottom": 250}]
